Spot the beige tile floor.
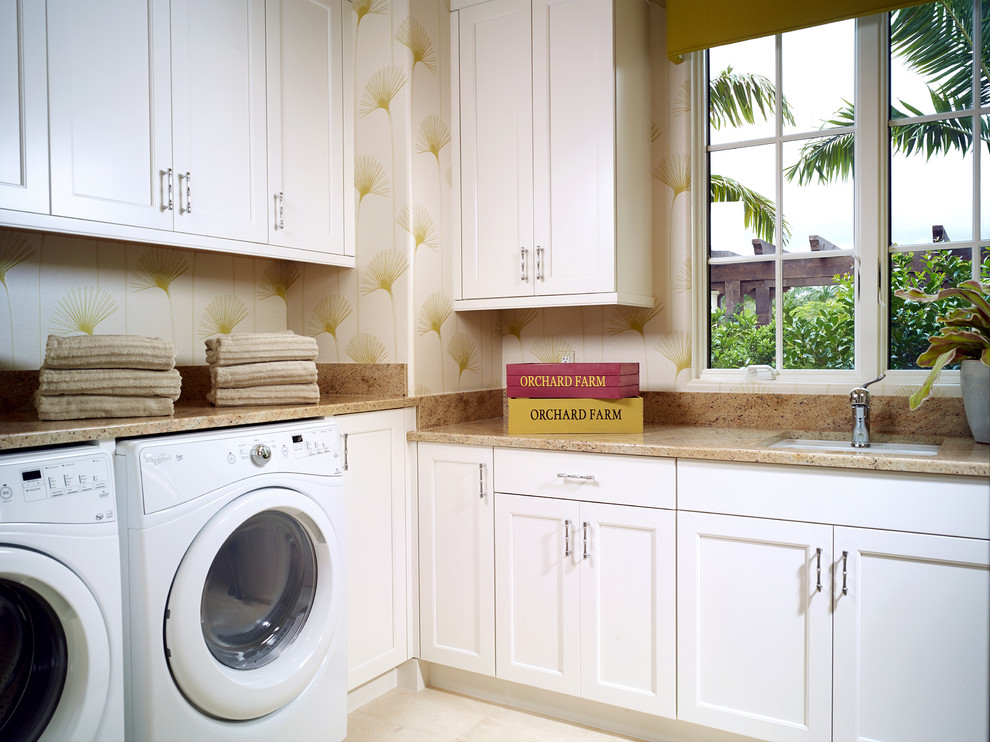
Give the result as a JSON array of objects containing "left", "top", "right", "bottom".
[{"left": 345, "top": 687, "right": 644, "bottom": 742}]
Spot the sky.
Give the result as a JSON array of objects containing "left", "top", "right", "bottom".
[{"left": 706, "top": 16, "right": 987, "bottom": 257}]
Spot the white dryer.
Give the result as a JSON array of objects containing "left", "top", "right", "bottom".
[
  {"left": 0, "top": 443, "right": 124, "bottom": 742},
  {"left": 114, "top": 419, "right": 346, "bottom": 741}
]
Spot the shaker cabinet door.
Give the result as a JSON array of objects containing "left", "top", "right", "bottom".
[{"left": 47, "top": 0, "right": 173, "bottom": 229}]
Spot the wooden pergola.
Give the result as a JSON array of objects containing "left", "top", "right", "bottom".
[{"left": 710, "top": 235, "right": 852, "bottom": 324}]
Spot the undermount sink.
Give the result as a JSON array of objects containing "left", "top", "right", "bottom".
[{"left": 770, "top": 438, "right": 941, "bottom": 456}]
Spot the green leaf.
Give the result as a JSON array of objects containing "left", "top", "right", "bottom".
[{"left": 909, "top": 347, "right": 959, "bottom": 409}]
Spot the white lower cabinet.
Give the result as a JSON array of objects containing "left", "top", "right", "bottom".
[
  {"left": 496, "top": 492, "right": 676, "bottom": 717},
  {"left": 678, "top": 460, "right": 990, "bottom": 742},
  {"left": 417, "top": 443, "right": 495, "bottom": 675},
  {"left": 832, "top": 526, "right": 990, "bottom": 742},
  {"left": 677, "top": 511, "right": 834, "bottom": 741},
  {"left": 337, "top": 408, "right": 414, "bottom": 691}
]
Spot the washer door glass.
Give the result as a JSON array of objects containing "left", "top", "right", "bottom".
[
  {"left": 201, "top": 510, "right": 316, "bottom": 670},
  {"left": 0, "top": 581, "right": 67, "bottom": 742},
  {"left": 164, "top": 487, "right": 342, "bottom": 721}
]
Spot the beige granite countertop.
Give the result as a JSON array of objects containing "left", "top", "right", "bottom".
[
  {"left": 409, "top": 418, "right": 990, "bottom": 478},
  {"left": 0, "top": 395, "right": 415, "bottom": 450}
]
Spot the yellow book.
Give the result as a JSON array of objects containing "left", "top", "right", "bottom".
[{"left": 507, "top": 397, "right": 643, "bottom": 434}]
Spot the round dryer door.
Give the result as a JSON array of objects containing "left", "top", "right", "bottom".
[
  {"left": 0, "top": 547, "right": 112, "bottom": 742},
  {"left": 164, "top": 487, "right": 342, "bottom": 721}
]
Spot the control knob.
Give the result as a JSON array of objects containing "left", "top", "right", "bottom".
[{"left": 250, "top": 444, "right": 273, "bottom": 466}]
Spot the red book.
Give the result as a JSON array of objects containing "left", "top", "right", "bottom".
[{"left": 506, "top": 363, "right": 640, "bottom": 399}]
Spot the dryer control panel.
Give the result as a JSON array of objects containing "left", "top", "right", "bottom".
[{"left": 0, "top": 450, "right": 115, "bottom": 525}]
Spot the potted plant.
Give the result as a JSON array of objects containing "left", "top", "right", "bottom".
[{"left": 894, "top": 279, "right": 990, "bottom": 443}]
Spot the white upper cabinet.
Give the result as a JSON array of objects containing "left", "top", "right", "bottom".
[
  {"left": 0, "top": 0, "right": 49, "bottom": 214},
  {"left": 47, "top": 0, "right": 173, "bottom": 229},
  {"left": 169, "top": 0, "right": 268, "bottom": 242},
  {"left": 451, "top": 0, "right": 653, "bottom": 310},
  {"left": 13, "top": 0, "right": 354, "bottom": 265},
  {"left": 266, "top": 0, "right": 352, "bottom": 259}
]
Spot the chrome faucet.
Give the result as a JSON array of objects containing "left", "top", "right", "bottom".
[{"left": 850, "top": 374, "right": 885, "bottom": 447}]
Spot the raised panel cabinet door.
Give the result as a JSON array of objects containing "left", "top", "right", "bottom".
[
  {"left": 532, "top": 0, "right": 615, "bottom": 296},
  {"left": 266, "top": 0, "right": 349, "bottom": 257},
  {"left": 495, "top": 493, "right": 580, "bottom": 695},
  {"left": 579, "top": 503, "right": 676, "bottom": 718},
  {"left": 833, "top": 527, "right": 990, "bottom": 742},
  {"left": 0, "top": 0, "right": 48, "bottom": 214},
  {"left": 338, "top": 410, "right": 410, "bottom": 691},
  {"left": 456, "top": 0, "right": 534, "bottom": 300},
  {"left": 677, "top": 511, "right": 833, "bottom": 742},
  {"left": 418, "top": 443, "right": 495, "bottom": 675},
  {"left": 170, "top": 0, "right": 268, "bottom": 242},
  {"left": 46, "top": 0, "right": 173, "bottom": 228}
]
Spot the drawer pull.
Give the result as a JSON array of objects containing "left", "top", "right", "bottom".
[
  {"left": 582, "top": 521, "right": 590, "bottom": 559},
  {"left": 556, "top": 472, "right": 595, "bottom": 481},
  {"left": 564, "top": 519, "right": 572, "bottom": 557},
  {"left": 479, "top": 463, "right": 487, "bottom": 499}
]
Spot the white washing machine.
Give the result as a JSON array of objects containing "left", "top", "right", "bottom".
[
  {"left": 114, "top": 419, "right": 346, "bottom": 742},
  {"left": 0, "top": 443, "right": 124, "bottom": 742}
]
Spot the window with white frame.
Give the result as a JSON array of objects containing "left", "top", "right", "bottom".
[{"left": 695, "top": 0, "right": 989, "bottom": 387}]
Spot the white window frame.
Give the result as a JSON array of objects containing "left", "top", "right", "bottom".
[{"left": 689, "top": 9, "right": 983, "bottom": 395}]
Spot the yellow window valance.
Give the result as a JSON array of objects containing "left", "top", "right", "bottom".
[{"left": 666, "top": 0, "right": 932, "bottom": 61}]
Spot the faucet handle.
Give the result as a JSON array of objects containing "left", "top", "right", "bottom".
[{"left": 850, "top": 373, "right": 885, "bottom": 405}]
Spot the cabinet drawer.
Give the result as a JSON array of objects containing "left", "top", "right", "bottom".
[{"left": 494, "top": 448, "right": 674, "bottom": 509}]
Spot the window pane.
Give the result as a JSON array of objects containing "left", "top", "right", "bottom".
[
  {"left": 782, "top": 139, "right": 854, "bottom": 253},
  {"left": 782, "top": 21, "right": 854, "bottom": 134},
  {"left": 890, "top": 118, "right": 973, "bottom": 245},
  {"left": 710, "top": 144, "right": 777, "bottom": 256},
  {"left": 782, "top": 274, "right": 854, "bottom": 370},
  {"left": 890, "top": 1, "right": 973, "bottom": 119},
  {"left": 888, "top": 249, "right": 981, "bottom": 370},
  {"left": 709, "top": 36, "right": 776, "bottom": 146},
  {"left": 983, "top": 115, "right": 989, "bottom": 240},
  {"left": 709, "top": 289, "right": 776, "bottom": 369}
]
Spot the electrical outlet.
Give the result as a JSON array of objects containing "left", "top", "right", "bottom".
[{"left": 560, "top": 351, "right": 575, "bottom": 363}]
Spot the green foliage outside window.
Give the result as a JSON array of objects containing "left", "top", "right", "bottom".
[{"left": 710, "top": 250, "right": 990, "bottom": 371}]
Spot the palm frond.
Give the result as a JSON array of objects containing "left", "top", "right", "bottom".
[
  {"left": 528, "top": 335, "right": 574, "bottom": 363},
  {"left": 360, "top": 67, "right": 406, "bottom": 118},
  {"left": 199, "top": 295, "right": 248, "bottom": 337},
  {"left": 395, "top": 17, "right": 437, "bottom": 73},
  {"left": 0, "top": 232, "right": 35, "bottom": 289},
  {"left": 417, "top": 292, "right": 452, "bottom": 336},
  {"left": 257, "top": 260, "right": 301, "bottom": 302},
  {"left": 608, "top": 300, "right": 664, "bottom": 338},
  {"left": 49, "top": 287, "right": 118, "bottom": 335},
  {"left": 308, "top": 295, "right": 352, "bottom": 338},
  {"left": 655, "top": 331, "right": 692, "bottom": 379},
  {"left": 360, "top": 249, "right": 409, "bottom": 297},
  {"left": 397, "top": 204, "right": 438, "bottom": 251},
  {"left": 652, "top": 155, "right": 691, "bottom": 195},
  {"left": 346, "top": 332, "right": 389, "bottom": 363},
  {"left": 416, "top": 115, "right": 451, "bottom": 161},
  {"left": 130, "top": 248, "right": 190, "bottom": 295},
  {"left": 353, "top": 0, "right": 388, "bottom": 27},
  {"left": 709, "top": 66, "right": 795, "bottom": 130},
  {"left": 494, "top": 308, "right": 537, "bottom": 340},
  {"left": 710, "top": 174, "right": 789, "bottom": 245},
  {"left": 354, "top": 156, "right": 390, "bottom": 203},
  {"left": 447, "top": 332, "right": 479, "bottom": 381}
]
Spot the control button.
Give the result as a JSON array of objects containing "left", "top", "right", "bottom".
[
  {"left": 95, "top": 512, "right": 104, "bottom": 520},
  {"left": 281, "top": 445, "right": 289, "bottom": 457},
  {"left": 0, "top": 485, "right": 12, "bottom": 501},
  {"left": 227, "top": 452, "right": 236, "bottom": 464},
  {"left": 250, "top": 444, "right": 273, "bottom": 466}
]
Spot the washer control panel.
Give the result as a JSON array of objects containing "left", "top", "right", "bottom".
[
  {"left": 134, "top": 421, "right": 343, "bottom": 515},
  {"left": 0, "top": 451, "right": 115, "bottom": 524}
]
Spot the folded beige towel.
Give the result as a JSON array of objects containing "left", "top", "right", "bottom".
[
  {"left": 209, "top": 361, "right": 317, "bottom": 390},
  {"left": 206, "top": 383, "right": 320, "bottom": 407},
  {"left": 39, "top": 367, "right": 182, "bottom": 399},
  {"left": 35, "top": 392, "right": 174, "bottom": 421},
  {"left": 204, "top": 332, "right": 318, "bottom": 366},
  {"left": 44, "top": 334, "right": 176, "bottom": 370}
]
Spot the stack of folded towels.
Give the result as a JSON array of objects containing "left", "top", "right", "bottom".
[
  {"left": 204, "top": 332, "right": 319, "bottom": 406},
  {"left": 35, "top": 334, "right": 180, "bottom": 421}
]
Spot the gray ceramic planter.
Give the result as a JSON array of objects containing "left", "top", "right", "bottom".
[{"left": 961, "top": 359, "right": 990, "bottom": 443}]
